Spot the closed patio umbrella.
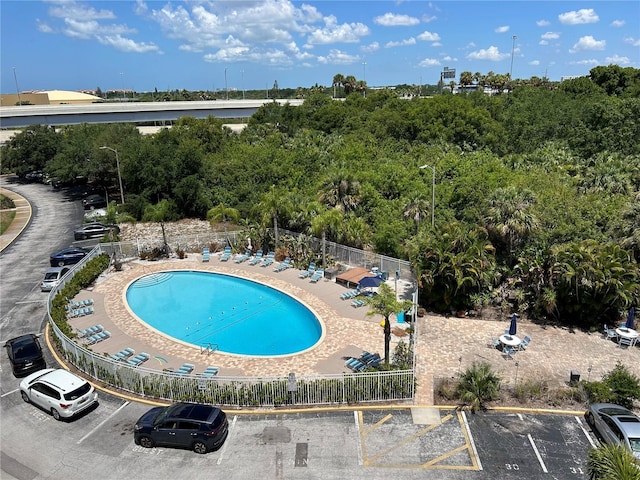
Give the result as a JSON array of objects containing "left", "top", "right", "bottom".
[
  {"left": 358, "top": 276, "right": 383, "bottom": 288},
  {"left": 626, "top": 307, "right": 635, "bottom": 329},
  {"left": 509, "top": 314, "right": 518, "bottom": 336}
]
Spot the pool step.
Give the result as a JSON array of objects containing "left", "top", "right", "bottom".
[{"left": 132, "top": 272, "right": 173, "bottom": 287}]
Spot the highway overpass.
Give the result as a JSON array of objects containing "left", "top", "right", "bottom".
[{"left": 0, "top": 99, "right": 303, "bottom": 129}]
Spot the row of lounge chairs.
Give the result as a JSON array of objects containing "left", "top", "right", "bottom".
[
  {"left": 341, "top": 288, "right": 360, "bottom": 300},
  {"left": 69, "top": 298, "right": 94, "bottom": 309},
  {"left": 79, "top": 324, "right": 103, "bottom": 338},
  {"left": 69, "top": 306, "right": 94, "bottom": 318},
  {"left": 345, "top": 352, "right": 381, "bottom": 372},
  {"left": 86, "top": 330, "right": 110, "bottom": 345}
]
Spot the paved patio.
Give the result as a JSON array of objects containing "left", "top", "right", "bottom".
[{"left": 68, "top": 252, "right": 640, "bottom": 405}]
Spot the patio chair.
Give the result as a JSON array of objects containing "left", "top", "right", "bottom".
[
  {"left": 110, "top": 347, "right": 135, "bottom": 361},
  {"left": 127, "top": 353, "right": 150, "bottom": 367},
  {"left": 202, "top": 247, "right": 210, "bottom": 262},
  {"left": 175, "top": 363, "right": 195, "bottom": 374},
  {"left": 201, "top": 366, "right": 219, "bottom": 377},
  {"left": 248, "top": 251, "right": 263, "bottom": 265},
  {"left": 519, "top": 335, "right": 531, "bottom": 350},
  {"left": 603, "top": 324, "right": 618, "bottom": 341},
  {"left": 274, "top": 257, "right": 291, "bottom": 272},
  {"left": 619, "top": 336, "right": 634, "bottom": 348},
  {"left": 488, "top": 336, "right": 501, "bottom": 349},
  {"left": 309, "top": 270, "right": 324, "bottom": 283},
  {"left": 299, "top": 263, "right": 316, "bottom": 279},
  {"left": 234, "top": 249, "right": 251, "bottom": 263},
  {"left": 260, "top": 252, "right": 275, "bottom": 267},
  {"left": 220, "top": 246, "right": 232, "bottom": 261},
  {"left": 345, "top": 358, "right": 366, "bottom": 372},
  {"left": 502, "top": 346, "right": 517, "bottom": 360}
]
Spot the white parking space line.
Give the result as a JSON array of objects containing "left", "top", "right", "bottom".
[
  {"left": 1, "top": 388, "right": 19, "bottom": 398},
  {"left": 77, "top": 401, "right": 129, "bottom": 444},
  {"left": 461, "top": 411, "right": 482, "bottom": 471},
  {"left": 527, "top": 434, "right": 548, "bottom": 473},
  {"left": 354, "top": 410, "right": 363, "bottom": 466},
  {"left": 576, "top": 415, "right": 597, "bottom": 448},
  {"left": 216, "top": 415, "right": 236, "bottom": 465}
]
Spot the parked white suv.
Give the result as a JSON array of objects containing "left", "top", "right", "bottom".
[{"left": 19, "top": 369, "right": 98, "bottom": 420}]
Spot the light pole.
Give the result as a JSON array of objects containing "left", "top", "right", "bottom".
[
  {"left": 224, "top": 68, "right": 228, "bottom": 100},
  {"left": 12, "top": 67, "right": 22, "bottom": 105},
  {"left": 241, "top": 69, "right": 245, "bottom": 100},
  {"left": 362, "top": 59, "right": 367, "bottom": 98},
  {"left": 510, "top": 35, "right": 517, "bottom": 79},
  {"left": 419, "top": 164, "right": 435, "bottom": 227},
  {"left": 100, "top": 146, "right": 125, "bottom": 204}
]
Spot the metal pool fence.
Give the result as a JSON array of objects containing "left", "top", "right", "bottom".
[{"left": 47, "top": 236, "right": 417, "bottom": 407}]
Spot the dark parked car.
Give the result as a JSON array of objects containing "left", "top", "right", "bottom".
[
  {"left": 4, "top": 334, "right": 47, "bottom": 377},
  {"left": 74, "top": 223, "right": 120, "bottom": 240},
  {"left": 134, "top": 402, "right": 228, "bottom": 454},
  {"left": 585, "top": 403, "right": 640, "bottom": 460},
  {"left": 49, "top": 247, "right": 90, "bottom": 267},
  {"left": 82, "top": 194, "right": 107, "bottom": 210}
]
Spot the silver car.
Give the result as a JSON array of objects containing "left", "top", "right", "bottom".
[
  {"left": 40, "top": 266, "right": 70, "bottom": 292},
  {"left": 585, "top": 403, "right": 640, "bottom": 459},
  {"left": 19, "top": 369, "right": 98, "bottom": 421}
]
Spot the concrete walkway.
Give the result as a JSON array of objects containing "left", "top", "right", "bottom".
[{"left": 0, "top": 187, "right": 31, "bottom": 252}]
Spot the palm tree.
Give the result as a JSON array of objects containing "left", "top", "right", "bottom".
[
  {"left": 364, "top": 283, "right": 413, "bottom": 366},
  {"left": 484, "top": 186, "right": 539, "bottom": 266},
  {"left": 459, "top": 71, "right": 474, "bottom": 87},
  {"left": 587, "top": 444, "right": 640, "bottom": 480},
  {"left": 207, "top": 203, "right": 240, "bottom": 238},
  {"left": 142, "top": 199, "right": 179, "bottom": 255},
  {"left": 455, "top": 362, "right": 501, "bottom": 412},
  {"left": 319, "top": 172, "right": 362, "bottom": 213},
  {"left": 332, "top": 73, "right": 345, "bottom": 98},
  {"left": 310, "top": 208, "right": 343, "bottom": 268},
  {"left": 343, "top": 75, "right": 357, "bottom": 95},
  {"left": 403, "top": 194, "right": 431, "bottom": 233},
  {"left": 255, "top": 185, "right": 293, "bottom": 248}
]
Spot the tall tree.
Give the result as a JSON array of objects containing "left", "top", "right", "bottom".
[
  {"left": 255, "top": 185, "right": 293, "bottom": 248},
  {"left": 207, "top": 203, "right": 240, "bottom": 237},
  {"left": 310, "top": 208, "right": 343, "bottom": 267},
  {"left": 364, "top": 283, "right": 412, "bottom": 366}
]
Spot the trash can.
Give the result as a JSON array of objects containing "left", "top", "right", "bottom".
[{"left": 570, "top": 370, "right": 580, "bottom": 384}]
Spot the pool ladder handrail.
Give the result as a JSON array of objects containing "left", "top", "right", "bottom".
[{"left": 200, "top": 343, "right": 219, "bottom": 356}]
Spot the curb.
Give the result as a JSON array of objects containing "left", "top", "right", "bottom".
[{"left": 0, "top": 186, "right": 32, "bottom": 253}]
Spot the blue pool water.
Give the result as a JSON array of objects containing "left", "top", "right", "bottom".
[{"left": 126, "top": 271, "right": 323, "bottom": 356}]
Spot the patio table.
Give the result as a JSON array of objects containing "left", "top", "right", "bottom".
[
  {"left": 499, "top": 334, "right": 521, "bottom": 347},
  {"left": 616, "top": 327, "right": 638, "bottom": 346}
]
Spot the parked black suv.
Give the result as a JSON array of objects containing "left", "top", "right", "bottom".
[
  {"left": 134, "top": 402, "right": 228, "bottom": 454},
  {"left": 4, "top": 334, "right": 47, "bottom": 377}
]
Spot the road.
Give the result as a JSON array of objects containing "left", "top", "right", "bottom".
[{"left": 0, "top": 178, "right": 596, "bottom": 480}]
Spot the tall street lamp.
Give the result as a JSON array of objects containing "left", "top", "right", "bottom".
[
  {"left": 224, "top": 68, "right": 228, "bottom": 100},
  {"left": 100, "top": 146, "right": 125, "bottom": 204},
  {"left": 510, "top": 35, "right": 517, "bottom": 79},
  {"left": 419, "top": 164, "right": 435, "bottom": 227}
]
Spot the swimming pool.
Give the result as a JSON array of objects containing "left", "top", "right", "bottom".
[{"left": 125, "top": 270, "right": 323, "bottom": 356}]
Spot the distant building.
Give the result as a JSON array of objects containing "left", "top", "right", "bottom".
[
  {"left": 0, "top": 90, "right": 103, "bottom": 106},
  {"left": 560, "top": 75, "right": 584, "bottom": 82}
]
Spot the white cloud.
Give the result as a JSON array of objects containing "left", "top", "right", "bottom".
[
  {"left": 441, "top": 55, "right": 457, "bottom": 62},
  {"left": 569, "top": 35, "right": 606, "bottom": 53},
  {"left": 361, "top": 42, "right": 380, "bottom": 53},
  {"left": 541, "top": 32, "right": 560, "bottom": 40},
  {"left": 536, "top": 19, "right": 550, "bottom": 27},
  {"left": 96, "top": 34, "right": 162, "bottom": 53},
  {"left": 385, "top": 38, "right": 416, "bottom": 48},
  {"left": 417, "top": 31, "right": 441, "bottom": 42},
  {"left": 373, "top": 13, "right": 420, "bottom": 26},
  {"left": 48, "top": 1, "right": 115, "bottom": 21},
  {"left": 466, "top": 46, "right": 510, "bottom": 61},
  {"left": 316, "top": 49, "right": 361, "bottom": 65},
  {"left": 569, "top": 59, "right": 600, "bottom": 66},
  {"left": 625, "top": 37, "right": 640, "bottom": 47},
  {"left": 495, "top": 26, "right": 509, "bottom": 33},
  {"left": 605, "top": 55, "right": 630, "bottom": 64},
  {"left": 529, "top": 60, "right": 540, "bottom": 66},
  {"left": 306, "top": 15, "right": 369, "bottom": 45},
  {"left": 422, "top": 15, "right": 437, "bottom": 23},
  {"left": 558, "top": 9, "right": 599, "bottom": 25},
  {"left": 610, "top": 20, "right": 625, "bottom": 27},
  {"left": 36, "top": 21, "right": 54, "bottom": 34},
  {"left": 418, "top": 58, "right": 440, "bottom": 67}
]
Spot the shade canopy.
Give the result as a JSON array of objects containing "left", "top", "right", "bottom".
[
  {"left": 626, "top": 307, "right": 635, "bottom": 330},
  {"left": 359, "top": 276, "right": 383, "bottom": 288},
  {"left": 509, "top": 314, "right": 518, "bottom": 336}
]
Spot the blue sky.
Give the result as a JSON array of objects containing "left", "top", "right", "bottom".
[{"left": 1, "top": 1, "right": 638, "bottom": 94}]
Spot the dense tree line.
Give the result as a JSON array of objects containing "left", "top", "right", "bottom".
[{"left": 1, "top": 65, "right": 638, "bottom": 328}]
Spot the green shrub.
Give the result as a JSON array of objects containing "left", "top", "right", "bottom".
[
  {"left": 456, "top": 362, "right": 501, "bottom": 411},
  {"left": 602, "top": 363, "right": 640, "bottom": 409}
]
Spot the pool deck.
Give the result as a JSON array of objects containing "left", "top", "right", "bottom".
[{"left": 69, "top": 253, "right": 640, "bottom": 405}]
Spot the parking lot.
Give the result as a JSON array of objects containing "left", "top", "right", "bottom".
[{"left": 1, "top": 383, "right": 595, "bottom": 480}]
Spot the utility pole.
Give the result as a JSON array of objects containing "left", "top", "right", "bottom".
[
  {"left": 224, "top": 68, "right": 228, "bottom": 100},
  {"left": 12, "top": 67, "right": 21, "bottom": 105}
]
